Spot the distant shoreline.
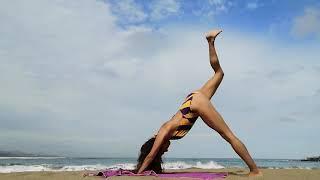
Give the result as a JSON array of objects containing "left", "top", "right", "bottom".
[{"left": 0, "top": 150, "right": 59, "bottom": 158}]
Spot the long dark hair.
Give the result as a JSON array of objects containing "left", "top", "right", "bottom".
[{"left": 133, "top": 137, "right": 163, "bottom": 174}]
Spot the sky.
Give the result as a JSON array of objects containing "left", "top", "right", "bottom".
[{"left": 0, "top": 0, "right": 319, "bottom": 159}]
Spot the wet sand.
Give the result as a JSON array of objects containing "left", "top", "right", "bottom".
[{"left": 0, "top": 168, "right": 319, "bottom": 180}]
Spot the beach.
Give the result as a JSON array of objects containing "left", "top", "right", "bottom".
[
  {"left": 1, "top": 157, "right": 319, "bottom": 179},
  {"left": 0, "top": 168, "right": 320, "bottom": 180}
]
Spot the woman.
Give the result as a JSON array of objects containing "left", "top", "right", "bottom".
[{"left": 135, "top": 29, "right": 262, "bottom": 177}]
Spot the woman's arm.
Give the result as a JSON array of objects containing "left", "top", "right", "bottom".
[{"left": 137, "top": 128, "right": 169, "bottom": 174}]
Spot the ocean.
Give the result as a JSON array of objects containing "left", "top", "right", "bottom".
[{"left": 0, "top": 157, "right": 319, "bottom": 173}]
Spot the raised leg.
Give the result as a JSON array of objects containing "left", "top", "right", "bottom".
[
  {"left": 206, "top": 30, "right": 223, "bottom": 72},
  {"left": 192, "top": 94, "right": 262, "bottom": 177},
  {"left": 199, "top": 30, "right": 224, "bottom": 100}
]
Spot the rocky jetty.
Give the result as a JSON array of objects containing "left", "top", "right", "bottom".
[{"left": 301, "top": 156, "right": 320, "bottom": 162}]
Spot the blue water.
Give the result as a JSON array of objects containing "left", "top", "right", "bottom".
[{"left": 0, "top": 157, "right": 319, "bottom": 173}]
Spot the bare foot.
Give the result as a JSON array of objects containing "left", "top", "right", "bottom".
[
  {"left": 247, "top": 169, "right": 263, "bottom": 178},
  {"left": 205, "top": 29, "right": 222, "bottom": 42}
]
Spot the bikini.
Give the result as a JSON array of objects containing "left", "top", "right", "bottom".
[{"left": 170, "top": 91, "right": 200, "bottom": 140}]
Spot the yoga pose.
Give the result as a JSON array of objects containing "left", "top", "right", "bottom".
[{"left": 135, "top": 29, "right": 262, "bottom": 177}]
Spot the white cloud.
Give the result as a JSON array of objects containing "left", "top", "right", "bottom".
[
  {"left": 206, "top": 0, "right": 233, "bottom": 15},
  {"left": 149, "top": 0, "right": 181, "bottom": 20},
  {"left": 291, "top": 7, "right": 320, "bottom": 38},
  {"left": 0, "top": 0, "right": 319, "bottom": 159},
  {"left": 247, "top": 2, "right": 258, "bottom": 9},
  {"left": 208, "top": 0, "right": 225, "bottom": 5},
  {"left": 109, "top": 0, "right": 181, "bottom": 23},
  {"left": 246, "top": 0, "right": 264, "bottom": 10},
  {"left": 110, "top": 0, "right": 147, "bottom": 23}
]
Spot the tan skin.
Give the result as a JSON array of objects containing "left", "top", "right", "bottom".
[{"left": 137, "top": 30, "right": 262, "bottom": 177}]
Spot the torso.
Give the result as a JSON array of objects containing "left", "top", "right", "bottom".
[{"left": 166, "top": 92, "right": 200, "bottom": 140}]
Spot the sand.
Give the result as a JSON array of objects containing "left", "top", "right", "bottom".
[{"left": 0, "top": 168, "right": 320, "bottom": 180}]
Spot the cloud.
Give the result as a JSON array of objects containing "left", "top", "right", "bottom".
[
  {"left": 109, "top": 0, "right": 147, "bottom": 23},
  {"left": 266, "top": 64, "right": 305, "bottom": 83},
  {"left": 0, "top": 0, "right": 320, "bottom": 158},
  {"left": 149, "top": 0, "right": 181, "bottom": 20},
  {"left": 208, "top": 0, "right": 233, "bottom": 13},
  {"left": 279, "top": 116, "right": 298, "bottom": 123},
  {"left": 247, "top": 2, "right": 258, "bottom": 10},
  {"left": 291, "top": 6, "right": 320, "bottom": 38},
  {"left": 314, "top": 88, "right": 320, "bottom": 96},
  {"left": 108, "top": 0, "right": 181, "bottom": 24},
  {"left": 191, "top": 0, "right": 233, "bottom": 19}
]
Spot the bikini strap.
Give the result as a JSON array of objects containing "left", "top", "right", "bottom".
[{"left": 186, "top": 91, "right": 200, "bottom": 98}]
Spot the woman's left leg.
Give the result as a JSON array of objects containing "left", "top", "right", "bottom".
[
  {"left": 198, "top": 30, "right": 224, "bottom": 100},
  {"left": 192, "top": 94, "right": 262, "bottom": 177}
]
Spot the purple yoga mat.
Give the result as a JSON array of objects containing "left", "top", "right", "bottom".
[
  {"left": 159, "top": 172, "right": 228, "bottom": 179},
  {"left": 99, "top": 168, "right": 228, "bottom": 180}
]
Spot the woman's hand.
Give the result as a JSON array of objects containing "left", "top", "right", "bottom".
[{"left": 138, "top": 126, "right": 170, "bottom": 173}]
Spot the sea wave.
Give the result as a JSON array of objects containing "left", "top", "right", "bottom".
[
  {"left": 163, "top": 161, "right": 224, "bottom": 169},
  {"left": 0, "top": 161, "right": 224, "bottom": 173},
  {"left": 0, "top": 164, "right": 107, "bottom": 173},
  {"left": 0, "top": 160, "right": 316, "bottom": 173}
]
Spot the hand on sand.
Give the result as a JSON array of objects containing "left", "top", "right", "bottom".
[
  {"left": 83, "top": 172, "right": 89, "bottom": 177},
  {"left": 205, "top": 29, "right": 222, "bottom": 42},
  {"left": 82, "top": 171, "right": 96, "bottom": 178}
]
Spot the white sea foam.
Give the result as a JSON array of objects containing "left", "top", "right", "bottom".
[
  {"left": 163, "top": 161, "right": 224, "bottom": 169},
  {"left": 0, "top": 164, "right": 109, "bottom": 173},
  {"left": 60, "top": 164, "right": 111, "bottom": 171},
  {"left": 163, "top": 161, "right": 193, "bottom": 169},
  {"left": 194, "top": 161, "right": 225, "bottom": 169},
  {"left": 0, "top": 165, "right": 52, "bottom": 173},
  {"left": 0, "top": 157, "right": 65, "bottom": 160},
  {"left": 104, "top": 163, "right": 136, "bottom": 170},
  {"left": 0, "top": 161, "right": 224, "bottom": 173},
  {"left": 265, "top": 166, "right": 314, "bottom": 170}
]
